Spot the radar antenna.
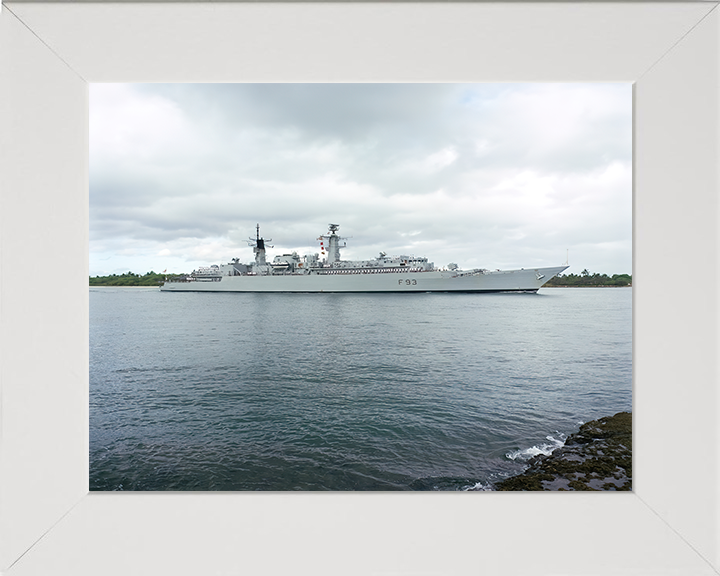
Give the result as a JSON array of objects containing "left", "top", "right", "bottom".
[
  {"left": 318, "top": 223, "right": 347, "bottom": 264},
  {"left": 247, "top": 223, "right": 273, "bottom": 249}
]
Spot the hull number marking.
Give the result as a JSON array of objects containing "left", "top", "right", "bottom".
[{"left": 398, "top": 279, "right": 418, "bottom": 285}]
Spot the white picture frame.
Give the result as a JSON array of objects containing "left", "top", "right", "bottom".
[{"left": 1, "top": 2, "right": 718, "bottom": 574}]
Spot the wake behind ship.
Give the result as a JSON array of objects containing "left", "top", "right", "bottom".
[{"left": 160, "top": 224, "right": 568, "bottom": 293}]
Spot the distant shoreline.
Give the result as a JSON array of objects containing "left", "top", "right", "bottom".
[
  {"left": 90, "top": 270, "right": 631, "bottom": 288},
  {"left": 544, "top": 271, "right": 631, "bottom": 288},
  {"left": 89, "top": 283, "right": 632, "bottom": 288}
]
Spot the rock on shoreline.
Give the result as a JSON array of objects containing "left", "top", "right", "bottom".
[{"left": 494, "top": 412, "right": 632, "bottom": 491}]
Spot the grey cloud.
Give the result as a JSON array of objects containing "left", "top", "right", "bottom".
[
  {"left": 90, "top": 83, "right": 632, "bottom": 276},
  {"left": 141, "top": 83, "right": 457, "bottom": 141}
]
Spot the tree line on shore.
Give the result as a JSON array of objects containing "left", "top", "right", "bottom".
[
  {"left": 89, "top": 269, "right": 632, "bottom": 287},
  {"left": 545, "top": 270, "right": 631, "bottom": 287},
  {"left": 89, "top": 271, "right": 184, "bottom": 286}
]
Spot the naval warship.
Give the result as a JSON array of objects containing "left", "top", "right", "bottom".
[{"left": 160, "top": 224, "right": 568, "bottom": 293}]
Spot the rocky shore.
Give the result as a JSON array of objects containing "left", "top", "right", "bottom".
[{"left": 494, "top": 412, "right": 632, "bottom": 491}]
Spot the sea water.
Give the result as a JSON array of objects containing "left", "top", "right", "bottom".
[{"left": 89, "top": 287, "right": 632, "bottom": 491}]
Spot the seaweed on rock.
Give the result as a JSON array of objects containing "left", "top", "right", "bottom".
[{"left": 495, "top": 412, "right": 632, "bottom": 491}]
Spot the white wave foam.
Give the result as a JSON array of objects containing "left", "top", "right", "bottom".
[
  {"left": 505, "top": 433, "right": 566, "bottom": 461},
  {"left": 463, "top": 481, "right": 494, "bottom": 491}
]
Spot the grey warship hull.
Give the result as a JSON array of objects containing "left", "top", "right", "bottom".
[
  {"left": 161, "top": 265, "right": 568, "bottom": 293},
  {"left": 160, "top": 224, "right": 568, "bottom": 293}
]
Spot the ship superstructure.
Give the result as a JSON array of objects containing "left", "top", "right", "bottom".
[{"left": 160, "top": 224, "right": 568, "bottom": 293}]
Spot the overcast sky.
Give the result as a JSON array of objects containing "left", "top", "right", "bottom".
[{"left": 89, "top": 83, "right": 632, "bottom": 277}]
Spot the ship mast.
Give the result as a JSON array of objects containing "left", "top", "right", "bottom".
[
  {"left": 248, "top": 223, "right": 272, "bottom": 266},
  {"left": 319, "top": 223, "right": 347, "bottom": 264}
]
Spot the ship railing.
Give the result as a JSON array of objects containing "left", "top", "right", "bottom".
[
  {"left": 456, "top": 268, "right": 489, "bottom": 277},
  {"left": 311, "top": 266, "right": 424, "bottom": 275}
]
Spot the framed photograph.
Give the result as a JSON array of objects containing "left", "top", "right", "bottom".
[
  {"left": 87, "top": 81, "right": 632, "bottom": 495},
  {"left": 1, "top": 2, "right": 718, "bottom": 575}
]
